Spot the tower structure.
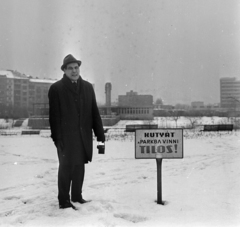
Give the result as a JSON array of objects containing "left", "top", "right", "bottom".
[{"left": 105, "top": 82, "right": 112, "bottom": 115}]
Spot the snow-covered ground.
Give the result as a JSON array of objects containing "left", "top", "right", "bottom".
[{"left": 0, "top": 117, "right": 240, "bottom": 226}]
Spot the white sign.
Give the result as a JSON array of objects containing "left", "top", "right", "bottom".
[{"left": 135, "top": 129, "right": 183, "bottom": 159}]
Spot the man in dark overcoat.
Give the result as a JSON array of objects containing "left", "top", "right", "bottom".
[{"left": 48, "top": 54, "right": 105, "bottom": 209}]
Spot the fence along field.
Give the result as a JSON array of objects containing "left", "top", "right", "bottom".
[{"left": 0, "top": 117, "right": 239, "bottom": 139}]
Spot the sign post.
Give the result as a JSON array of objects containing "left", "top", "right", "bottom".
[
  {"left": 156, "top": 158, "right": 163, "bottom": 205},
  {"left": 135, "top": 128, "right": 183, "bottom": 205}
]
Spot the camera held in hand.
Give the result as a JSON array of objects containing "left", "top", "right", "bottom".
[{"left": 97, "top": 142, "right": 105, "bottom": 154}]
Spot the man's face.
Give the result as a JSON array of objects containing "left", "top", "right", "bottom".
[{"left": 64, "top": 62, "right": 80, "bottom": 81}]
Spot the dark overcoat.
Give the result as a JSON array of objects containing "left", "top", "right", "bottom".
[{"left": 48, "top": 75, "right": 105, "bottom": 165}]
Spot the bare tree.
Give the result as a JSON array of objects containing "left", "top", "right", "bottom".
[
  {"left": 155, "top": 98, "right": 163, "bottom": 105},
  {"left": 186, "top": 117, "right": 199, "bottom": 129},
  {"left": 172, "top": 111, "right": 181, "bottom": 128}
]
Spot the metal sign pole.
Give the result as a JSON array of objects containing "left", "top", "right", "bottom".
[
  {"left": 156, "top": 158, "right": 164, "bottom": 205},
  {"left": 135, "top": 129, "right": 183, "bottom": 205}
]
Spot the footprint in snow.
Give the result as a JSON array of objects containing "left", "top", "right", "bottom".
[
  {"left": 114, "top": 213, "right": 147, "bottom": 223},
  {"left": 85, "top": 200, "right": 114, "bottom": 213},
  {"left": 4, "top": 195, "right": 22, "bottom": 200}
]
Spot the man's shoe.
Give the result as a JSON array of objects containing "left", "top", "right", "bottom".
[
  {"left": 72, "top": 198, "right": 90, "bottom": 204},
  {"left": 59, "top": 201, "right": 77, "bottom": 210}
]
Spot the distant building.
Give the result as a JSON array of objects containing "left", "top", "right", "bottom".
[
  {"left": 160, "top": 105, "right": 174, "bottom": 110},
  {"left": 220, "top": 77, "right": 240, "bottom": 109},
  {"left": 191, "top": 101, "right": 204, "bottom": 109},
  {"left": 118, "top": 90, "right": 153, "bottom": 120},
  {"left": 0, "top": 70, "right": 56, "bottom": 117},
  {"left": 203, "top": 103, "right": 221, "bottom": 113},
  {"left": 118, "top": 90, "right": 153, "bottom": 107},
  {"left": 99, "top": 89, "right": 154, "bottom": 121},
  {"left": 28, "top": 78, "right": 55, "bottom": 115},
  {"left": 174, "top": 103, "right": 190, "bottom": 110}
]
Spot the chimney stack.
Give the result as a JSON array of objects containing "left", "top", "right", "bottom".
[{"left": 105, "top": 82, "right": 112, "bottom": 115}]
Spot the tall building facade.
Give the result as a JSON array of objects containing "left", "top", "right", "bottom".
[
  {"left": 0, "top": 70, "right": 55, "bottom": 117},
  {"left": 220, "top": 77, "right": 240, "bottom": 109}
]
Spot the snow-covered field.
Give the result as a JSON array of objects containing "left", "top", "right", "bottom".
[{"left": 0, "top": 117, "right": 240, "bottom": 227}]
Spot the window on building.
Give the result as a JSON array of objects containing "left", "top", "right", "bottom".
[
  {"left": 14, "top": 80, "right": 20, "bottom": 84},
  {"left": 15, "top": 84, "right": 21, "bottom": 89}
]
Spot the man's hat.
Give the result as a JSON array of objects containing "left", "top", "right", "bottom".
[{"left": 61, "top": 54, "right": 82, "bottom": 71}]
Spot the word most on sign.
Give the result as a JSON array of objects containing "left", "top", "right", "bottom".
[{"left": 135, "top": 128, "right": 183, "bottom": 159}]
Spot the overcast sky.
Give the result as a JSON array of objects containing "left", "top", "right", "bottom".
[{"left": 0, "top": 0, "right": 240, "bottom": 105}]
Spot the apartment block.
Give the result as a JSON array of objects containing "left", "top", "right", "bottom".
[
  {"left": 28, "top": 78, "right": 54, "bottom": 115},
  {"left": 0, "top": 70, "right": 55, "bottom": 117},
  {"left": 220, "top": 77, "right": 240, "bottom": 109}
]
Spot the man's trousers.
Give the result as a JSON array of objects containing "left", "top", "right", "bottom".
[{"left": 58, "top": 164, "right": 85, "bottom": 204}]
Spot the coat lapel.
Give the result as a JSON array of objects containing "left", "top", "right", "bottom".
[
  {"left": 62, "top": 74, "right": 80, "bottom": 94},
  {"left": 78, "top": 76, "right": 84, "bottom": 96},
  {"left": 78, "top": 76, "right": 85, "bottom": 121}
]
